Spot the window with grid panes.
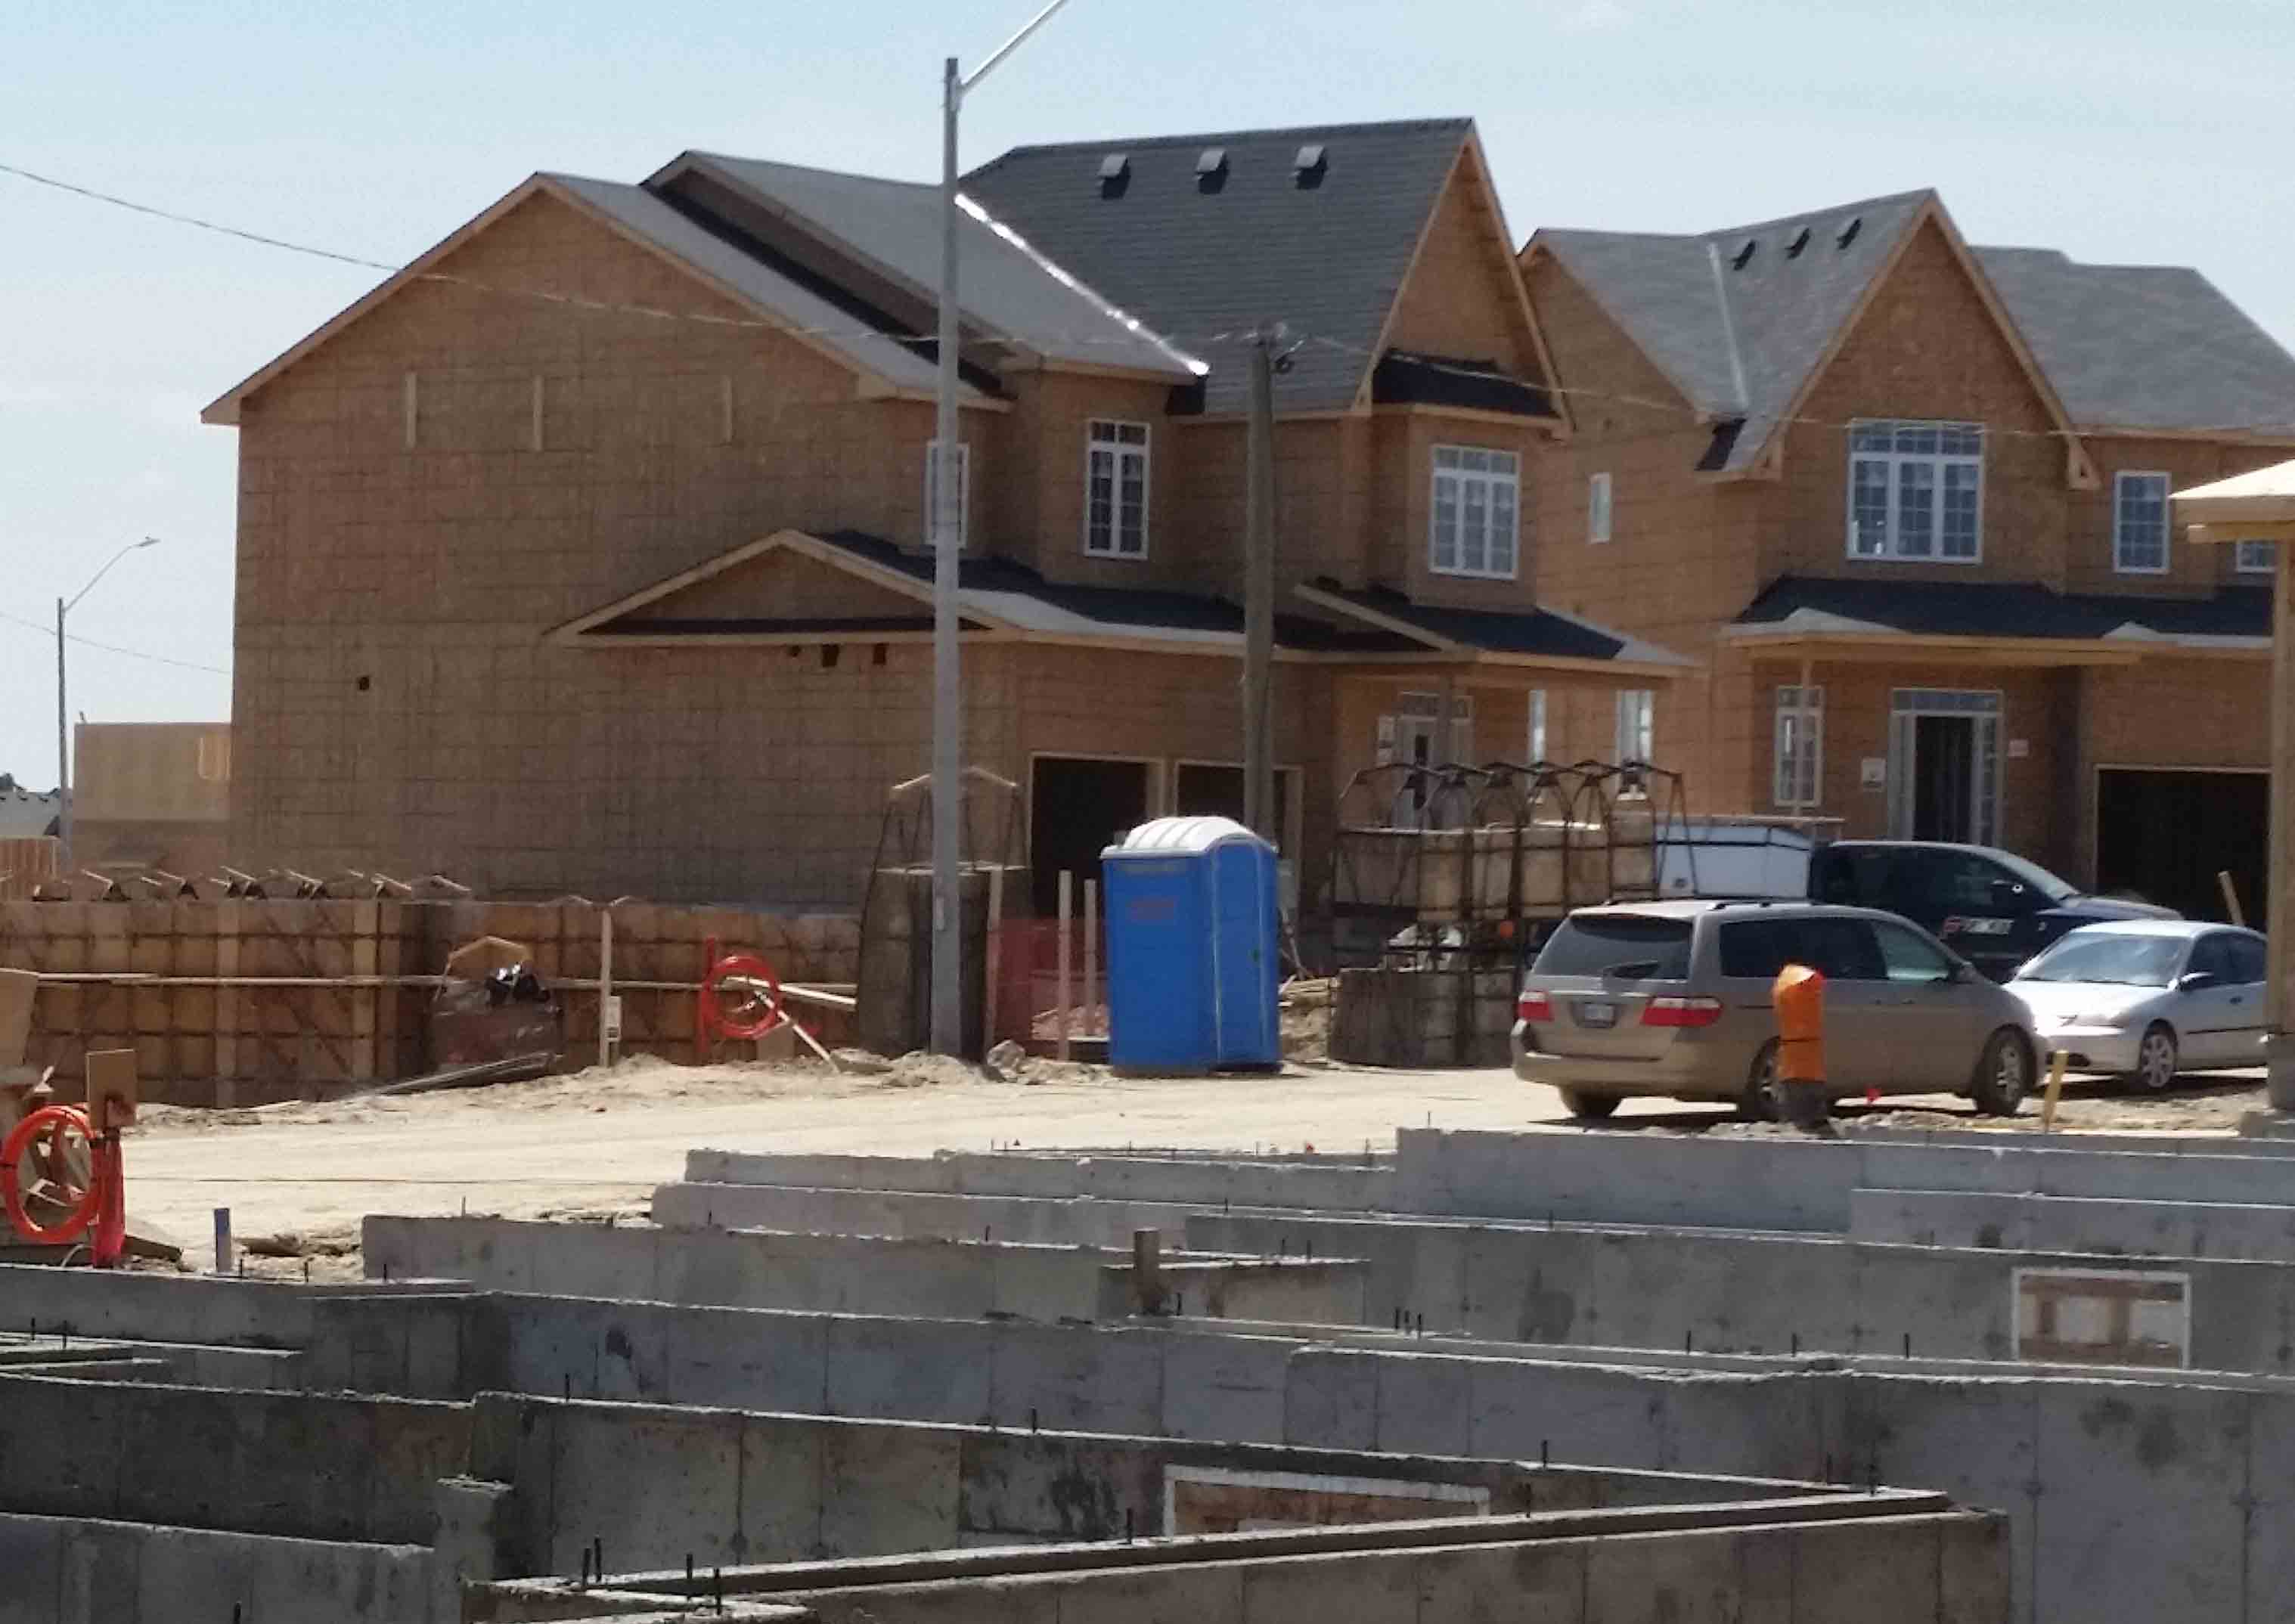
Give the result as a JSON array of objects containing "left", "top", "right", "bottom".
[
  {"left": 2114, "top": 472, "right": 2170, "bottom": 574},
  {"left": 1773, "top": 686, "right": 1825, "bottom": 808},
  {"left": 1614, "top": 690, "right": 1655, "bottom": 764},
  {"left": 1430, "top": 445, "right": 1520, "bottom": 578},
  {"left": 1847, "top": 420, "right": 1984, "bottom": 560},
  {"left": 1084, "top": 420, "right": 1149, "bottom": 558},
  {"left": 2238, "top": 538, "right": 2278, "bottom": 575}
]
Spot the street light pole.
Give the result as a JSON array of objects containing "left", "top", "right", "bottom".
[
  {"left": 929, "top": 0, "right": 1076, "bottom": 1056},
  {"left": 56, "top": 535, "right": 162, "bottom": 874}
]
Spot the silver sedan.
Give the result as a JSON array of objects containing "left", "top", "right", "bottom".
[{"left": 2007, "top": 920, "right": 2269, "bottom": 1092}]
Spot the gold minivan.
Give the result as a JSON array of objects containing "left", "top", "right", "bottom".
[{"left": 1512, "top": 900, "right": 2039, "bottom": 1120}]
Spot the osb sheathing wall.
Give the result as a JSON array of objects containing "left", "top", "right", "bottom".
[{"left": 0, "top": 899, "right": 858, "bottom": 1105}]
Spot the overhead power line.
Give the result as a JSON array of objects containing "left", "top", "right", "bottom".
[{"left": 0, "top": 606, "right": 231, "bottom": 676}]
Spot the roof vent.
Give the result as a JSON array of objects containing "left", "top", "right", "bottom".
[
  {"left": 1785, "top": 226, "right": 1812, "bottom": 258},
  {"left": 1097, "top": 152, "right": 1130, "bottom": 198},
  {"left": 1293, "top": 143, "right": 1328, "bottom": 186},
  {"left": 1730, "top": 237, "right": 1757, "bottom": 271},
  {"left": 1196, "top": 146, "right": 1229, "bottom": 194},
  {"left": 1836, "top": 215, "right": 1862, "bottom": 249}
]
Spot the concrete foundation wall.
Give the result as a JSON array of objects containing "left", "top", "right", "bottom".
[
  {"left": 0, "top": 1375, "right": 469, "bottom": 1546},
  {"left": 652, "top": 1180, "right": 1211, "bottom": 1250},
  {"left": 364, "top": 1217, "right": 1369, "bottom": 1326},
  {"left": 1853, "top": 1187, "right": 2295, "bottom": 1260},
  {"left": 682, "top": 1149, "right": 1394, "bottom": 1214},
  {"left": 0, "top": 1512, "right": 436, "bottom": 1624}
]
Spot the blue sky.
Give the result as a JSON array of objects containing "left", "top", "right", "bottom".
[{"left": 3, "top": 0, "right": 2289, "bottom": 786}]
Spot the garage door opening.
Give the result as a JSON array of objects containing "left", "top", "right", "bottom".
[
  {"left": 1172, "top": 761, "right": 1301, "bottom": 854},
  {"left": 2095, "top": 767, "right": 2267, "bottom": 925},
  {"left": 1029, "top": 757, "right": 1152, "bottom": 916}
]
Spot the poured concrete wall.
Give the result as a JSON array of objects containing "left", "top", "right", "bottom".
[
  {"left": 436, "top": 1294, "right": 2295, "bottom": 1624},
  {"left": 0, "top": 1512, "right": 435, "bottom": 1624},
  {"left": 365, "top": 1217, "right": 1369, "bottom": 1326},
  {"left": 0, "top": 1375, "right": 468, "bottom": 1546},
  {"left": 1853, "top": 1187, "right": 2295, "bottom": 1261},
  {"left": 684, "top": 1149, "right": 1393, "bottom": 1213},
  {"left": 652, "top": 1179, "right": 1208, "bottom": 1250}
]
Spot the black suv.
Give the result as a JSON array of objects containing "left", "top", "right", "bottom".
[{"left": 1809, "top": 841, "right": 2177, "bottom": 981}]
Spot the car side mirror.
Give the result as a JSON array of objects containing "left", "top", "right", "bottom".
[{"left": 2178, "top": 971, "right": 2219, "bottom": 992}]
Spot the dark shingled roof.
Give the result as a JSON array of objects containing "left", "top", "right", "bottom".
[
  {"left": 1732, "top": 575, "right": 2272, "bottom": 643},
  {"left": 1974, "top": 247, "right": 2295, "bottom": 435},
  {"left": 963, "top": 119, "right": 1480, "bottom": 416},
  {"left": 1305, "top": 581, "right": 1688, "bottom": 665}
]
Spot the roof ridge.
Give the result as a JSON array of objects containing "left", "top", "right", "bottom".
[
  {"left": 976, "top": 115, "right": 1472, "bottom": 165},
  {"left": 677, "top": 150, "right": 932, "bottom": 193}
]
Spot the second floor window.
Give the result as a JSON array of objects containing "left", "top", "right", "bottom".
[
  {"left": 1588, "top": 472, "right": 1613, "bottom": 544},
  {"left": 1431, "top": 445, "right": 1519, "bottom": 579},
  {"left": 2114, "top": 471, "right": 2170, "bottom": 574},
  {"left": 2238, "top": 538, "right": 2278, "bottom": 575},
  {"left": 1085, "top": 420, "right": 1149, "bottom": 557},
  {"left": 1847, "top": 420, "right": 1983, "bottom": 561}
]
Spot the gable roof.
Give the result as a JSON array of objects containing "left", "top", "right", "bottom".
[
  {"left": 1530, "top": 191, "right": 2087, "bottom": 477},
  {"left": 647, "top": 153, "right": 1202, "bottom": 381},
  {"left": 202, "top": 172, "right": 989, "bottom": 425},
  {"left": 1974, "top": 248, "right": 2295, "bottom": 436},
  {"left": 1727, "top": 574, "right": 2269, "bottom": 653},
  {"left": 962, "top": 118, "right": 1486, "bottom": 415}
]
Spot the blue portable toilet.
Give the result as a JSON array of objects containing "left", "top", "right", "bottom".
[{"left": 1101, "top": 816, "right": 1281, "bottom": 1074}]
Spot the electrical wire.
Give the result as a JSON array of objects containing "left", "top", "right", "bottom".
[{"left": 0, "top": 605, "right": 231, "bottom": 676}]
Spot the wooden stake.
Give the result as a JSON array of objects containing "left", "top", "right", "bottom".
[
  {"left": 598, "top": 909, "right": 616, "bottom": 1070},
  {"left": 1084, "top": 878, "right": 1099, "bottom": 1040},
  {"left": 1056, "top": 871, "right": 1073, "bottom": 1063},
  {"left": 2039, "top": 1049, "right": 2070, "bottom": 1133},
  {"left": 984, "top": 866, "right": 1006, "bottom": 1048},
  {"left": 2219, "top": 869, "right": 2247, "bottom": 928}
]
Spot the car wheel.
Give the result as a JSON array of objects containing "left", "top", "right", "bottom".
[
  {"left": 2131, "top": 1024, "right": 2179, "bottom": 1096},
  {"left": 1971, "top": 1028, "right": 2033, "bottom": 1116},
  {"left": 1738, "top": 1042, "right": 1787, "bottom": 1122},
  {"left": 1557, "top": 1088, "right": 1621, "bottom": 1121}
]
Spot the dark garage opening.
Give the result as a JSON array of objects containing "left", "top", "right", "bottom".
[
  {"left": 1030, "top": 757, "right": 1151, "bottom": 916},
  {"left": 2095, "top": 768, "right": 2269, "bottom": 925}
]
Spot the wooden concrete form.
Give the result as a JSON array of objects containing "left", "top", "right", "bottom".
[{"left": 0, "top": 897, "right": 858, "bottom": 1103}]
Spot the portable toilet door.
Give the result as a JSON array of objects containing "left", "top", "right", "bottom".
[{"left": 1208, "top": 834, "right": 1281, "bottom": 1068}]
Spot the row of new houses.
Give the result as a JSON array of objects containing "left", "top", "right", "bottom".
[{"left": 185, "top": 116, "right": 2295, "bottom": 922}]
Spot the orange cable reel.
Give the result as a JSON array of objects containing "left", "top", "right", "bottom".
[
  {"left": 2, "top": 1103, "right": 106, "bottom": 1247},
  {"left": 699, "top": 951, "right": 787, "bottom": 1043}
]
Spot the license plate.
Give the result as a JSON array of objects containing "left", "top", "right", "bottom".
[{"left": 1576, "top": 1000, "right": 1619, "bottom": 1028}]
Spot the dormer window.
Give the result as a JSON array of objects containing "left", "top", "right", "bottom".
[
  {"left": 1084, "top": 420, "right": 1149, "bottom": 558},
  {"left": 1847, "top": 420, "right": 1983, "bottom": 562}
]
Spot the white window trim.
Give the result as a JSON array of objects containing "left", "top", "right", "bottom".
[
  {"left": 1614, "top": 690, "right": 1655, "bottom": 765},
  {"left": 2114, "top": 470, "right": 2172, "bottom": 575},
  {"left": 2235, "top": 538, "right": 2277, "bottom": 575},
  {"left": 1588, "top": 472, "right": 1613, "bottom": 546},
  {"left": 1772, "top": 685, "right": 1825, "bottom": 810},
  {"left": 1428, "top": 445, "right": 1521, "bottom": 581},
  {"left": 1527, "top": 688, "right": 1548, "bottom": 763},
  {"left": 925, "top": 439, "right": 970, "bottom": 552},
  {"left": 1844, "top": 419, "right": 1986, "bottom": 564},
  {"left": 1082, "top": 419, "right": 1151, "bottom": 560}
]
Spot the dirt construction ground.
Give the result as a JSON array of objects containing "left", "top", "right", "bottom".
[{"left": 112, "top": 1055, "right": 2277, "bottom": 1273}]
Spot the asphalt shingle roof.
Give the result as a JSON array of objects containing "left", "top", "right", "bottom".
[
  {"left": 1732, "top": 575, "right": 2271, "bottom": 644},
  {"left": 1304, "top": 581, "right": 1688, "bottom": 665},
  {"left": 1974, "top": 248, "right": 2295, "bottom": 435},
  {"left": 650, "top": 154, "right": 1199, "bottom": 380},
  {"left": 963, "top": 119, "right": 1478, "bottom": 415},
  {"left": 1535, "top": 191, "right": 1933, "bottom": 473}
]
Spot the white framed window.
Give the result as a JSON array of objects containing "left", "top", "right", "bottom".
[
  {"left": 2236, "top": 538, "right": 2277, "bottom": 575},
  {"left": 1773, "top": 685, "right": 1825, "bottom": 809},
  {"left": 2114, "top": 471, "right": 2170, "bottom": 575},
  {"left": 924, "top": 439, "right": 970, "bottom": 551},
  {"left": 1588, "top": 472, "right": 1613, "bottom": 545},
  {"left": 1430, "top": 445, "right": 1520, "bottom": 579},
  {"left": 1847, "top": 420, "right": 1984, "bottom": 561},
  {"left": 1526, "top": 689, "right": 1548, "bottom": 763},
  {"left": 1614, "top": 690, "right": 1655, "bottom": 764},
  {"left": 1084, "top": 419, "right": 1149, "bottom": 558}
]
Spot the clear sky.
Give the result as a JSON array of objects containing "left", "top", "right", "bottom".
[{"left": 3, "top": 0, "right": 2288, "bottom": 788}]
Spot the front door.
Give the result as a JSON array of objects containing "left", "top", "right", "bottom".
[{"left": 1889, "top": 690, "right": 2001, "bottom": 845}]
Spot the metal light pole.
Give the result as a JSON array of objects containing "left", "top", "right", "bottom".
[
  {"left": 56, "top": 536, "right": 162, "bottom": 872},
  {"left": 930, "top": 0, "right": 1077, "bottom": 1055}
]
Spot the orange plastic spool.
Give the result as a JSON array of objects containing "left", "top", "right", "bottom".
[
  {"left": 2, "top": 1104, "right": 104, "bottom": 1246},
  {"left": 699, "top": 952, "right": 786, "bottom": 1043}
]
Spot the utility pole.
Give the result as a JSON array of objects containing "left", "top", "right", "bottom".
[
  {"left": 1242, "top": 327, "right": 1277, "bottom": 844},
  {"left": 929, "top": 0, "right": 1078, "bottom": 1056},
  {"left": 56, "top": 536, "right": 162, "bottom": 874}
]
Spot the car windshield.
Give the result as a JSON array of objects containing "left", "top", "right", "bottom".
[
  {"left": 2017, "top": 933, "right": 2184, "bottom": 987},
  {"left": 1534, "top": 915, "right": 1694, "bottom": 981},
  {"left": 1988, "top": 851, "right": 2081, "bottom": 903}
]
